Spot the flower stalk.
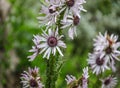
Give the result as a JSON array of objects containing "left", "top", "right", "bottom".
[
  {"left": 45, "top": 5, "right": 66, "bottom": 88},
  {"left": 45, "top": 55, "right": 58, "bottom": 88}
]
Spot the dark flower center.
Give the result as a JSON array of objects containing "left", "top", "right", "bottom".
[
  {"left": 30, "top": 79, "right": 38, "bottom": 87},
  {"left": 49, "top": 9, "right": 56, "bottom": 14},
  {"left": 105, "top": 46, "right": 112, "bottom": 54},
  {"left": 47, "top": 36, "right": 57, "bottom": 47},
  {"left": 104, "top": 79, "right": 111, "bottom": 85},
  {"left": 49, "top": 5, "right": 56, "bottom": 14},
  {"left": 96, "top": 58, "right": 104, "bottom": 66},
  {"left": 66, "top": 0, "right": 75, "bottom": 7},
  {"left": 73, "top": 16, "right": 80, "bottom": 25}
]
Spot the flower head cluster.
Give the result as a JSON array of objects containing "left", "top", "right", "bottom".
[
  {"left": 28, "top": 0, "right": 86, "bottom": 61},
  {"left": 28, "top": 28, "right": 66, "bottom": 60},
  {"left": 37, "top": 0, "right": 86, "bottom": 39},
  {"left": 61, "top": 0, "right": 86, "bottom": 39},
  {"left": 20, "top": 67, "right": 44, "bottom": 88},
  {"left": 100, "top": 75, "right": 117, "bottom": 88},
  {"left": 65, "top": 67, "right": 89, "bottom": 88},
  {"left": 88, "top": 32, "right": 120, "bottom": 75}
]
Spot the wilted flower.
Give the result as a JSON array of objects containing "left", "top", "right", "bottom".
[
  {"left": 100, "top": 75, "right": 117, "bottom": 88},
  {"left": 88, "top": 53, "right": 110, "bottom": 75},
  {"left": 65, "top": 75, "right": 77, "bottom": 85},
  {"left": 38, "top": 28, "right": 66, "bottom": 59},
  {"left": 65, "top": 67, "right": 89, "bottom": 88},
  {"left": 61, "top": 14, "right": 80, "bottom": 39},
  {"left": 20, "top": 67, "right": 44, "bottom": 88},
  {"left": 65, "top": 75, "right": 81, "bottom": 88}
]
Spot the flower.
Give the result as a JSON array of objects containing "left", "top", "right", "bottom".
[
  {"left": 20, "top": 67, "right": 44, "bottom": 88},
  {"left": 28, "top": 35, "right": 41, "bottom": 61},
  {"left": 65, "top": 75, "right": 76, "bottom": 85},
  {"left": 61, "top": 14, "right": 80, "bottom": 39},
  {"left": 65, "top": 67, "right": 89, "bottom": 88},
  {"left": 61, "top": 0, "right": 86, "bottom": 18},
  {"left": 37, "top": 0, "right": 61, "bottom": 26},
  {"left": 101, "top": 75, "right": 117, "bottom": 88},
  {"left": 94, "top": 32, "right": 120, "bottom": 62},
  {"left": 65, "top": 75, "right": 81, "bottom": 88},
  {"left": 93, "top": 32, "right": 120, "bottom": 72},
  {"left": 82, "top": 67, "right": 89, "bottom": 79},
  {"left": 61, "top": 0, "right": 87, "bottom": 39},
  {"left": 38, "top": 28, "right": 66, "bottom": 59},
  {"left": 87, "top": 53, "right": 110, "bottom": 75},
  {"left": 81, "top": 67, "right": 89, "bottom": 88}
]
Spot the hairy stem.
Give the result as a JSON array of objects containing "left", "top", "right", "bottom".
[{"left": 45, "top": 56, "right": 57, "bottom": 88}]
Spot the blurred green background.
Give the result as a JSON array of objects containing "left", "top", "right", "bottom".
[{"left": 0, "top": 0, "right": 120, "bottom": 88}]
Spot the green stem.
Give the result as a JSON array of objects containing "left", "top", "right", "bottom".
[{"left": 45, "top": 56, "right": 57, "bottom": 88}]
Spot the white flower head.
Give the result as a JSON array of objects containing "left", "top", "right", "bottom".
[
  {"left": 28, "top": 35, "right": 42, "bottom": 61},
  {"left": 38, "top": 28, "right": 66, "bottom": 59},
  {"left": 81, "top": 67, "right": 89, "bottom": 88},
  {"left": 20, "top": 67, "right": 44, "bottom": 88},
  {"left": 65, "top": 75, "right": 76, "bottom": 85},
  {"left": 37, "top": 0, "right": 62, "bottom": 26},
  {"left": 94, "top": 32, "right": 120, "bottom": 62},
  {"left": 61, "top": 14, "right": 80, "bottom": 39},
  {"left": 88, "top": 53, "right": 110, "bottom": 75},
  {"left": 62, "top": 0, "right": 86, "bottom": 18},
  {"left": 101, "top": 75, "right": 117, "bottom": 88}
]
